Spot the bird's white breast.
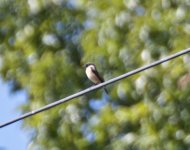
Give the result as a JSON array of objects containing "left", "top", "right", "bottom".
[{"left": 85, "top": 66, "right": 100, "bottom": 84}]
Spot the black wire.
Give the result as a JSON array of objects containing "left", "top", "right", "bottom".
[{"left": 1, "top": 48, "right": 190, "bottom": 128}]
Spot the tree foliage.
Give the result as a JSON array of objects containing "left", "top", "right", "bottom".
[{"left": 1, "top": 0, "right": 190, "bottom": 149}]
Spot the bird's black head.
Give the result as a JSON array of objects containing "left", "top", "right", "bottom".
[{"left": 83, "top": 63, "right": 95, "bottom": 68}]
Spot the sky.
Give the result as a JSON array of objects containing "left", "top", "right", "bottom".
[{"left": 0, "top": 79, "right": 29, "bottom": 150}]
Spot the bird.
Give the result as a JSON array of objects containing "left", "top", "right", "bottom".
[{"left": 84, "top": 63, "right": 108, "bottom": 94}]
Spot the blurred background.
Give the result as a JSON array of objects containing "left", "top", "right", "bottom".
[{"left": 1, "top": 0, "right": 190, "bottom": 149}]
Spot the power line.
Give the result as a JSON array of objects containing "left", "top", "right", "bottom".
[{"left": 1, "top": 47, "right": 190, "bottom": 128}]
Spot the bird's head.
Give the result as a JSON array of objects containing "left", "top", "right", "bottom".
[{"left": 83, "top": 63, "right": 95, "bottom": 68}]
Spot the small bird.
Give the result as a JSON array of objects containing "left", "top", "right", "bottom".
[{"left": 84, "top": 63, "right": 108, "bottom": 94}]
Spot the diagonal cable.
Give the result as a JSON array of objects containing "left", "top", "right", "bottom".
[{"left": 1, "top": 48, "right": 190, "bottom": 128}]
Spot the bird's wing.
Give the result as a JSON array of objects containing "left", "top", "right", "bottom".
[{"left": 91, "top": 68, "right": 104, "bottom": 83}]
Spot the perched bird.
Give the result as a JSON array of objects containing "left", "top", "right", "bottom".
[{"left": 84, "top": 63, "right": 108, "bottom": 94}]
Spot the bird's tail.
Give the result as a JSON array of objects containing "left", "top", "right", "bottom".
[{"left": 104, "top": 87, "right": 109, "bottom": 95}]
